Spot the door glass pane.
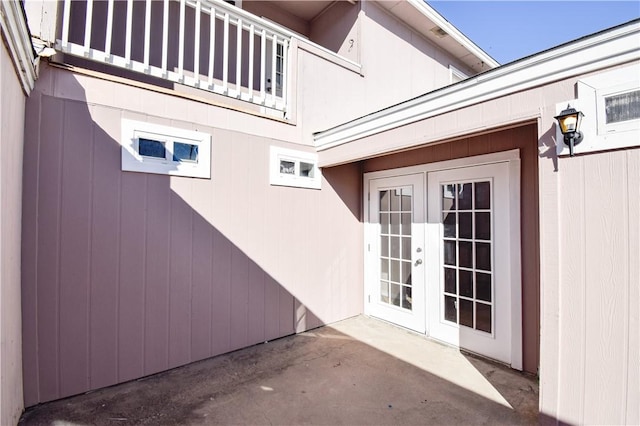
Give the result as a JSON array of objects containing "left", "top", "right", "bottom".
[
  {"left": 476, "top": 303, "right": 492, "bottom": 333},
  {"left": 444, "top": 240, "right": 456, "bottom": 266},
  {"left": 401, "top": 237, "right": 411, "bottom": 261},
  {"left": 459, "top": 212, "right": 472, "bottom": 239},
  {"left": 459, "top": 299, "right": 474, "bottom": 328},
  {"left": 401, "top": 261, "right": 412, "bottom": 285},
  {"left": 390, "top": 284, "right": 401, "bottom": 307},
  {"left": 476, "top": 242, "right": 492, "bottom": 271},
  {"left": 442, "top": 184, "right": 456, "bottom": 211},
  {"left": 476, "top": 272, "right": 492, "bottom": 302},
  {"left": 401, "top": 213, "right": 412, "bottom": 235},
  {"left": 475, "top": 212, "right": 491, "bottom": 240},
  {"left": 380, "top": 190, "right": 390, "bottom": 211},
  {"left": 444, "top": 296, "right": 457, "bottom": 322},
  {"left": 401, "top": 187, "right": 412, "bottom": 211},
  {"left": 458, "top": 183, "right": 472, "bottom": 210},
  {"left": 381, "top": 213, "right": 390, "bottom": 234},
  {"left": 380, "top": 258, "right": 389, "bottom": 281},
  {"left": 380, "top": 236, "right": 389, "bottom": 257},
  {"left": 443, "top": 212, "right": 456, "bottom": 238},
  {"left": 444, "top": 267, "right": 456, "bottom": 294},
  {"left": 475, "top": 181, "right": 491, "bottom": 209},
  {"left": 390, "top": 237, "right": 400, "bottom": 258},
  {"left": 390, "top": 213, "right": 400, "bottom": 235},
  {"left": 459, "top": 241, "right": 473, "bottom": 268},
  {"left": 380, "top": 281, "right": 389, "bottom": 303},
  {"left": 390, "top": 260, "right": 400, "bottom": 282},
  {"left": 402, "top": 286, "right": 412, "bottom": 310},
  {"left": 390, "top": 189, "right": 401, "bottom": 211},
  {"left": 459, "top": 270, "right": 473, "bottom": 298}
]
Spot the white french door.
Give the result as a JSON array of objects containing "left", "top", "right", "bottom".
[
  {"left": 367, "top": 174, "right": 426, "bottom": 333},
  {"left": 365, "top": 154, "right": 522, "bottom": 369}
]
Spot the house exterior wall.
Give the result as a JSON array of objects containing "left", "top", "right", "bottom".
[
  {"left": 362, "top": 124, "right": 540, "bottom": 374},
  {"left": 21, "top": 64, "right": 363, "bottom": 405},
  {"left": 0, "top": 40, "right": 27, "bottom": 426}
]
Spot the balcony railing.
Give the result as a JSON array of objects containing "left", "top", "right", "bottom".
[{"left": 57, "top": 0, "right": 291, "bottom": 113}]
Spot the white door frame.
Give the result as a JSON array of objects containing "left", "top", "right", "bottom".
[{"left": 363, "top": 149, "right": 522, "bottom": 370}]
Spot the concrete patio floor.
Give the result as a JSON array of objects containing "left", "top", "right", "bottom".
[{"left": 20, "top": 315, "right": 539, "bottom": 425}]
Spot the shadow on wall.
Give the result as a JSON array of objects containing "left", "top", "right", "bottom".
[{"left": 20, "top": 73, "right": 325, "bottom": 407}]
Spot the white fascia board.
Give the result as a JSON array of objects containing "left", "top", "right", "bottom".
[
  {"left": 315, "top": 21, "right": 640, "bottom": 151},
  {"left": 0, "top": 0, "right": 37, "bottom": 94},
  {"left": 407, "top": 0, "right": 499, "bottom": 69}
]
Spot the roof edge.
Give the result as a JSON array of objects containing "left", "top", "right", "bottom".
[
  {"left": 0, "top": 0, "right": 37, "bottom": 94},
  {"left": 408, "top": 0, "right": 500, "bottom": 69}
]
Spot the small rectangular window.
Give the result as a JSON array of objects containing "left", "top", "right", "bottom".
[
  {"left": 270, "top": 146, "right": 321, "bottom": 189},
  {"left": 605, "top": 90, "right": 640, "bottom": 124},
  {"left": 139, "top": 138, "right": 166, "bottom": 158},
  {"left": 122, "top": 119, "right": 211, "bottom": 179}
]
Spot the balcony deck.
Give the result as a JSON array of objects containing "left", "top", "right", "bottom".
[{"left": 58, "top": 0, "right": 291, "bottom": 114}]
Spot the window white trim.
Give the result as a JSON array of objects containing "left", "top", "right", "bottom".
[
  {"left": 270, "top": 146, "right": 321, "bottom": 189},
  {"left": 556, "top": 63, "right": 640, "bottom": 156},
  {"left": 121, "top": 119, "right": 211, "bottom": 178}
]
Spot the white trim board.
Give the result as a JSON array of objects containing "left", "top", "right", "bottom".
[{"left": 0, "top": 0, "right": 37, "bottom": 94}]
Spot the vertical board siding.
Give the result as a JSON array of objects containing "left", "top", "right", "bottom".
[
  {"left": 23, "top": 77, "right": 362, "bottom": 404},
  {"left": 89, "top": 106, "right": 121, "bottom": 390},
  {"left": 363, "top": 124, "right": 541, "bottom": 374},
  {"left": 542, "top": 147, "right": 640, "bottom": 424},
  {"left": 582, "top": 153, "right": 629, "bottom": 424},
  {"left": 36, "top": 96, "right": 64, "bottom": 402}
]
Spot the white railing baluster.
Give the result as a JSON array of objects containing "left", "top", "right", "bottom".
[
  {"left": 208, "top": 6, "right": 216, "bottom": 89},
  {"left": 144, "top": 0, "right": 151, "bottom": 68},
  {"left": 83, "top": 0, "right": 93, "bottom": 54},
  {"left": 260, "top": 29, "right": 266, "bottom": 102},
  {"left": 271, "top": 34, "right": 277, "bottom": 105},
  {"left": 236, "top": 18, "right": 242, "bottom": 98},
  {"left": 282, "top": 40, "right": 288, "bottom": 108},
  {"left": 161, "top": 0, "right": 169, "bottom": 74},
  {"left": 105, "top": 0, "right": 114, "bottom": 57},
  {"left": 248, "top": 24, "right": 254, "bottom": 98},
  {"left": 61, "top": 0, "right": 71, "bottom": 48},
  {"left": 194, "top": 0, "right": 201, "bottom": 85},
  {"left": 125, "top": 0, "right": 133, "bottom": 64},
  {"left": 222, "top": 13, "right": 229, "bottom": 93},
  {"left": 178, "top": 0, "right": 186, "bottom": 81}
]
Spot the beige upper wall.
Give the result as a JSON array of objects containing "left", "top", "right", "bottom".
[{"left": 0, "top": 40, "right": 27, "bottom": 426}]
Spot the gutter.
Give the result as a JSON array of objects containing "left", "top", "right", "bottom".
[
  {"left": 0, "top": 0, "right": 37, "bottom": 94},
  {"left": 314, "top": 19, "right": 640, "bottom": 151}
]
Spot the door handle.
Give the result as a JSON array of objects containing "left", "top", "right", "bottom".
[{"left": 415, "top": 259, "right": 423, "bottom": 266}]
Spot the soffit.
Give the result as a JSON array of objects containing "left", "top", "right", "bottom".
[
  {"left": 375, "top": 0, "right": 498, "bottom": 73},
  {"left": 267, "top": 0, "right": 336, "bottom": 22}
]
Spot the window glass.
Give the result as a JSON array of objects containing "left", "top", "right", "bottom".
[
  {"left": 605, "top": 90, "right": 640, "bottom": 124},
  {"left": 139, "top": 138, "right": 166, "bottom": 158},
  {"left": 173, "top": 142, "right": 198, "bottom": 163},
  {"left": 280, "top": 160, "right": 295, "bottom": 174},
  {"left": 299, "top": 162, "right": 314, "bottom": 178}
]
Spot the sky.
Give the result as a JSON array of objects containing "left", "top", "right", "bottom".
[{"left": 428, "top": 1, "right": 640, "bottom": 64}]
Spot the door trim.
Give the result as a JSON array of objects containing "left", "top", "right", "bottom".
[{"left": 363, "top": 149, "right": 522, "bottom": 370}]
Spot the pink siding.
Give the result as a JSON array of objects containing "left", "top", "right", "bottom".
[
  {"left": 21, "top": 66, "right": 363, "bottom": 405},
  {"left": 1, "top": 41, "right": 27, "bottom": 426}
]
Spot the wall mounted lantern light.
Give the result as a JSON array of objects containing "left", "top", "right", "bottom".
[{"left": 554, "top": 104, "right": 584, "bottom": 157}]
